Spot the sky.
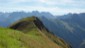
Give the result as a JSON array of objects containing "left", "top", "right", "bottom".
[{"left": 0, "top": 0, "right": 85, "bottom": 15}]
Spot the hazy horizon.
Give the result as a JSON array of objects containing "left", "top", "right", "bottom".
[{"left": 0, "top": 0, "right": 85, "bottom": 15}]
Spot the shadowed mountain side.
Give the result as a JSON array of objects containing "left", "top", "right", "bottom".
[{"left": 10, "top": 16, "right": 71, "bottom": 48}]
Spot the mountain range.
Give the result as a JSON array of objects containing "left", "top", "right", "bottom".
[
  {"left": 0, "top": 11, "right": 54, "bottom": 27},
  {"left": 0, "top": 11, "right": 85, "bottom": 48}
]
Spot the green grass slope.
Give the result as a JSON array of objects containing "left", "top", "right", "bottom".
[
  {"left": 0, "top": 27, "right": 28, "bottom": 48},
  {"left": 0, "top": 27, "right": 61, "bottom": 48},
  {"left": 0, "top": 16, "right": 70, "bottom": 48}
]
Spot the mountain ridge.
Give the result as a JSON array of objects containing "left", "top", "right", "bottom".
[{"left": 10, "top": 16, "right": 71, "bottom": 48}]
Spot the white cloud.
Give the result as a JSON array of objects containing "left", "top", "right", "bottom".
[
  {"left": 0, "top": 5, "right": 85, "bottom": 15},
  {"left": 0, "top": 0, "right": 85, "bottom": 15},
  {"left": 9, "top": 0, "right": 31, "bottom": 3}
]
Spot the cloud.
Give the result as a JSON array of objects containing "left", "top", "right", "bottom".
[
  {"left": 0, "top": 5, "right": 85, "bottom": 15},
  {"left": 0, "top": 0, "right": 85, "bottom": 7},
  {"left": 0, "top": 0, "right": 85, "bottom": 15}
]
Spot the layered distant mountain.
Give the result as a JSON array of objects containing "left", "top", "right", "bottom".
[
  {"left": 0, "top": 11, "right": 85, "bottom": 48},
  {"left": 40, "top": 13, "right": 85, "bottom": 48},
  {"left": 56, "top": 13, "right": 85, "bottom": 48},
  {"left": 0, "top": 11, "right": 54, "bottom": 27}
]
